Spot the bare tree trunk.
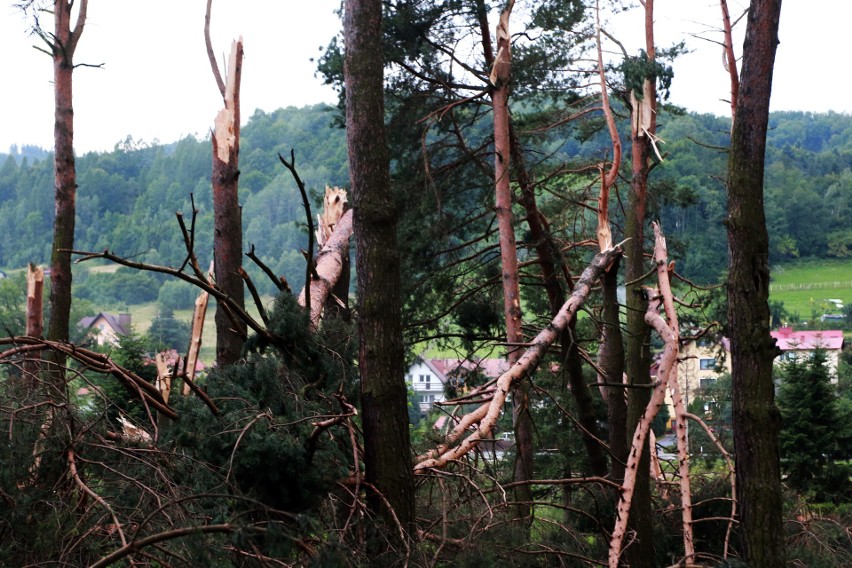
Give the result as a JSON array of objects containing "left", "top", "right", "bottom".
[
  {"left": 726, "top": 1, "right": 785, "bottom": 565},
  {"left": 622, "top": 2, "right": 657, "bottom": 564},
  {"left": 46, "top": 0, "right": 87, "bottom": 370},
  {"left": 206, "top": 0, "right": 246, "bottom": 367},
  {"left": 344, "top": 0, "right": 414, "bottom": 535},
  {"left": 490, "top": 0, "right": 534, "bottom": 521}
]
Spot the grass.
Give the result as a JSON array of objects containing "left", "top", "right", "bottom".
[{"left": 770, "top": 258, "right": 852, "bottom": 322}]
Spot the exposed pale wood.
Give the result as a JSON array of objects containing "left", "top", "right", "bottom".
[
  {"left": 415, "top": 246, "right": 622, "bottom": 471},
  {"left": 183, "top": 288, "right": 210, "bottom": 395},
  {"left": 155, "top": 352, "right": 172, "bottom": 405},
  {"left": 24, "top": 263, "right": 45, "bottom": 384},
  {"left": 315, "top": 186, "right": 348, "bottom": 247},
  {"left": 297, "top": 209, "right": 353, "bottom": 329}
]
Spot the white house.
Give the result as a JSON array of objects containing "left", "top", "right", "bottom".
[
  {"left": 406, "top": 356, "right": 509, "bottom": 417},
  {"left": 78, "top": 312, "right": 132, "bottom": 346},
  {"left": 406, "top": 358, "right": 448, "bottom": 417}
]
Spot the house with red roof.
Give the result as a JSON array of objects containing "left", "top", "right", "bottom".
[
  {"left": 406, "top": 355, "right": 508, "bottom": 417},
  {"left": 770, "top": 327, "right": 845, "bottom": 381}
]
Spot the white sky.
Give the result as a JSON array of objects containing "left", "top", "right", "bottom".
[{"left": 1, "top": 0, "right": 848, "bottom": 154}]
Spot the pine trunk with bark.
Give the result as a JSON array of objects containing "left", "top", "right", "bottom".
[
  {"left": 46, "top": 0, "right": 87, "bottom": 378},
  {"left": 344, "top": 0, "right": 415, "bottom": 534},
  {"left": 210, "top": 38, "right": 246, "bottom": 367},
  {"left": 726, "top": 1, "right": 785, "bottom": 565}
]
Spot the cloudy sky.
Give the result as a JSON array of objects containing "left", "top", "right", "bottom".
[{"left": 0, "top": 0, "right": 847, "bottom": 154}]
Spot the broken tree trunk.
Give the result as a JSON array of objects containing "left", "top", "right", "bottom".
[
  {"left": 206, "top": 0, "right": 245, "bottom": 367},
  {"left": 298, "top": 209, "right": 353, "bottom": 330},
  {"left": 314, "top": 187, "right": 351, "bottom": 322},
  {"left": 489, "top": 0, "right": 533, "bottom": 520},
  {"left": 183, "top": 287, "right": 209, "bottom": 395},
  {"left": 24, "top": 263, "right": 45, "bottom": 386}
]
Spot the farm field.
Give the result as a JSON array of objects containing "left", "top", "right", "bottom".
[{"left": 770, "top": 258, "right": 852, "bottom": 322}]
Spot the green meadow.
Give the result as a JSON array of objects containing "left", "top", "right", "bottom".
[{"left": 770, "top": 258, "right": 852, "bottom": 322}]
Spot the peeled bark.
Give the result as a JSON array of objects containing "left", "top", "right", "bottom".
[
  {"left": 344, "top": 0, "right": 415, "bottom": 533},
  {"left": 490, "top": 0, "right": 533, "bottom": 520},
  {"left": 183, "top": 287, "right": 209, "bottom": 396},
  {"left": 726, "top": 1, "right": 785, "bottom": 565}
]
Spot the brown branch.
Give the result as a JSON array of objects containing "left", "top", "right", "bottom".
[
  {"left": 204, "top": 0, "right": 226, "bottom": 97},
  {"left": 720, "top": 0, "right": 740, "bottom": 122},
  {"left": 414, "top": 246, "right": 622, "bottom": 471},
  {"left": 90, "top": 524, "right": 241, "bottom": 568}
]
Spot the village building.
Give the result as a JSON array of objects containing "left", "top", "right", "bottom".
[
  {"left": 405, "top": 356, "right": 508, "bottom": 417},
  {"left": 77, "top": 312, "right": 132, "bottom": 346}
]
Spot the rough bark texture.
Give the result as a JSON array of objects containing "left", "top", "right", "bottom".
[
  {"left": 598, "top": 257, "right": 627, "bottom": 480},
  {"left": 210, "top": 39, "right": 246, "bottom": 367},
  {"left": 622, "top": 2, "right": 657, "bottom": 564},
  {"left": 344, "top": 0, "right": 415, "bottom": 533},
  {"left": 726, "top": 1, "right": 785, "bottom": 565},
  {"left": 47, "top": 0, "right": 87, "bottom": 367}
]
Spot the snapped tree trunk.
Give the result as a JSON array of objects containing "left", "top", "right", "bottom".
[
  {"left": 210, "top": 40, "right": 246, "bottom": 367},
  {"left": 622, "top": 2, "right": 657, "bottom": 564},
  {"left": 206, "top": 0, "right": 246, "bottom": 367},
  {"left": 725, "top": 1, "right": 785, "bottom": 565},
  {"left": 46, "top": 0, "right": 87, "bottom": 373},
  {"left": 344, "top": 0, "right": 415, "bottom": 535}
]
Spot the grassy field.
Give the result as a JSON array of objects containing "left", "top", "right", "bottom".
[{"left": 769, "top": 258, "right": 852, "bottom": 321}]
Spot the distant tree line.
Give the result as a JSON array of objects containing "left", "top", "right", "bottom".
[{"left": 1, "top": 107, "right": 850, "bottom": 296}]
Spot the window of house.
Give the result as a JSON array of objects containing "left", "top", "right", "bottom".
[
  {"left": 419, "top": 374, "right": 430, "bottom": 386},
  {"left": 420, "top": 394, "right": 432, "bottom": 404},
  {"left": 700, "top": 378, "right": 717, "bottom": 391},
  {"left": 699, "top": 358, "right": 715, "bottom": 370}
]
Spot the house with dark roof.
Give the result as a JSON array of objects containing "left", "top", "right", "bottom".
[{"left": 78, "top": 313, "right": 132, "bottom": 346}]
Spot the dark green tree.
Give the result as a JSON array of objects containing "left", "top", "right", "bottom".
[
  {"left": 145, "top": 307, "right": 190, "bottom": 352},
  {"left": 777, "top": 348, "right": 848, "bottom": 500}
]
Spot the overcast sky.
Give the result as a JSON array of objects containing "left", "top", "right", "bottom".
[{"left": 1, "top": 0, "right": 848, "bottom": 154}]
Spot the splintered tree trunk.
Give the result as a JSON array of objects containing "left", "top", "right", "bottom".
[
  {"left": 210, "top": 39, "right": 246, "bottom": 367},
  {"left": 622, "top": 2, "right": 657, "bottom": 564},
  {"left": 24, "top": 263, "right": 45, "bottom": 386},
  {"left": 47, "top": 0, "right": 87, "bottom": 371},
  {"left": 344, "top": 0, "right": 414, "bottom": 534},
  {"left": 726, "top": 1, "right": 785, "bottom": 565}
]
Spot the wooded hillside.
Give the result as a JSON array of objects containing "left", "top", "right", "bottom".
[{"left": 1, "top": 106, "right": 850, "bottom": 291}]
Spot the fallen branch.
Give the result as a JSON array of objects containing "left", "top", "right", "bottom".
[{"left": 414, "top": 246, "right": 622, "bottom": 471}]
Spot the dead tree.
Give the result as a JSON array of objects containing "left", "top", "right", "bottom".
[{"left": 205, "top": 0, "right": 246, "bottom": 367}]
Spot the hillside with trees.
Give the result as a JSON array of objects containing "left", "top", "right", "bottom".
[{"left": 2, "top": 107, "right": 850, "bottom": 292}]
